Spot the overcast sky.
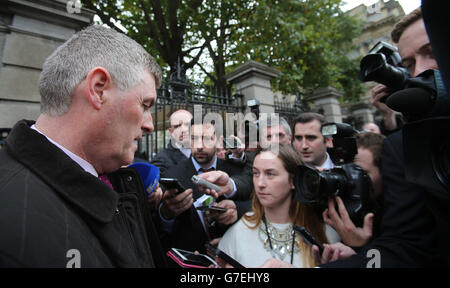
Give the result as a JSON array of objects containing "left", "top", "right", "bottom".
[{"left": 341, "top": 0, "right": 421, "bottom": 14}]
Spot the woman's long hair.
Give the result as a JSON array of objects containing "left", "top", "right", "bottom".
[{"left": 243, "top": 144, "right": 329, "bottom": 267}]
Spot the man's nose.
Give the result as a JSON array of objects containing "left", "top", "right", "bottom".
[
  {"left": 142, "top": 112, "right": 154, "bottom": 134},
  {"left": 300, "top": 139, "right": 309, "bottom": 150}
]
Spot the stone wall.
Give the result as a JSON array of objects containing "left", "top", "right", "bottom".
[{"left": 0, "top": 0, "right": 94, "bottom": 128}]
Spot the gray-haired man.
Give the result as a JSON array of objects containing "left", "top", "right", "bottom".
[{"left": 0, "top": 25, "right": 166, "bottom": 267}]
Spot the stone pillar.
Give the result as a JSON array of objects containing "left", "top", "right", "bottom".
[
  {"left": 0, "top": 0, "right": 94, "bottom": 128},
  {"left": 309, "top": 86, "right": 344, "bottom": 123},
  {"left": 351, "top": 101, "right": 375, "bottom": 129},
  {"left": 226, "top": 60, "right": 280, "bottom": 115}
]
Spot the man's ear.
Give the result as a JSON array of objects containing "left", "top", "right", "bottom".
[{"left": 85, "top": 67, "right": 112, "bottom": 110}]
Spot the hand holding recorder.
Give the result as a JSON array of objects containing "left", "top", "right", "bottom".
[{"left": 195, "top": 171, "right": 234, "bottom": 198}]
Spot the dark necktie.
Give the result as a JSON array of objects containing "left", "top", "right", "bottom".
[
  {"left": 98, "top": 174, "right": 114, "bottom": 190},
  {"left": 198, "top": 167, "right": 215, "bottom": 173}
]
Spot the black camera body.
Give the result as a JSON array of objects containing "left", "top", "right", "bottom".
[
  {"left": 295, "top": 163, "right": 374, "bottom": 227},
  {"left": 295, "top": 122, "right": 376, "bottom": 227},
  {"left": 322, "top": 122, "right": 358, "bottom": 164},
  {"left": 359, "top": 40, "right": 450, "bottom": 218},
  {"left": 358, "top": 41, "right": 410, "bottom": 102}
]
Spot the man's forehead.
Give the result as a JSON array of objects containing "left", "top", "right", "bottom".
[
  {"left": 267, "top": 125, "right": 285, "bottom": 134},
  {"left": 398, "top": 19, "right": 428, "bottom": 54},
  {"left": 191, "top": 123, "right": 215, "bottom": 135},
  {"left": 170, "top": 111, "right": 192, "bottom": 124},
  {"left": 295, "top": 120, "right": 321, "bottom": 133}
]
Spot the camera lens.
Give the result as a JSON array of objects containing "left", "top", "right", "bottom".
[{"left": 302, "top": 169, "right": 320, "bottom": 198}]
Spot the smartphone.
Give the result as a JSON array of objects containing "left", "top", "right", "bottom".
[
  {"left": 166, "top": 248, "right": 217, "bottom": 268},
  {"left": 223, "top": 137, "right": 239, "bottom": 149},
  {"left": 196, "top": 205, "right": 228, "bottom": 213},
  {"left": 159, "top": 178, "right": 185, "bottom": 194},
  {"left": 204, "top": 243, "right": 245, "bottom": 268},
  {"left": 293, "top": 225, "right": 324, "bottom": 255}
]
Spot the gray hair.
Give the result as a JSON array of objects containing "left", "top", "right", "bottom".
[
  {"left": 261, "top": 116, "right": 292, "bottom": 137},
  {"left": 39, "top": 25, "right": 162, "bottom": 116}
]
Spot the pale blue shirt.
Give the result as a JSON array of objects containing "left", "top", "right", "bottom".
[{"left": 319, "top": 152, "right": 335, "bottom": 170}]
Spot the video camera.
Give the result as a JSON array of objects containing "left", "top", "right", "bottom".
[
  {"left": 294, "top": 122, "right": 376, "bottom": 227},
  {"left": 360, "top": 42, "right": 450, "bottom": 200},
  {"left": 391, "top": 69, "right": 450, "bottom": 200}
]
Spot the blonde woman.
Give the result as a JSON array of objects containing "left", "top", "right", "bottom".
[{"left": 218, "top": 144, "right": 339, "bottom": 267}]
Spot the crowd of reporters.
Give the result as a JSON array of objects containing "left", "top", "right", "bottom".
[{"left": 0, "top": 1, "right": 449, "bottom": 268}]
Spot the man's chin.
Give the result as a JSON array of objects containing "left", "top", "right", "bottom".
[{"left": 194, "top": 156, "right": 211, "bottom": 164}]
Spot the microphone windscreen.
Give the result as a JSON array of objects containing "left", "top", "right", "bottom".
[
  {"left": 129, "top": 162, "right": 160, "bottom": 196},
  {"left": 386, "top": 87, "right": 435, "bottom": 114}
]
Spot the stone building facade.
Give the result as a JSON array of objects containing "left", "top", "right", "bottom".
[
  {"left": 0, "top": 0, "right": 94, "bottom": 128},
  {"left": 342, "top": 0, "right": 405, "bottom": 128}
]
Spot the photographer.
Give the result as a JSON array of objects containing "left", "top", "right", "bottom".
[
  {"left": 319, "top": 7, "right": 442, "bottom": 267},
  {"left": 322, "top": 132, "right": 385, "bottom": 248}
]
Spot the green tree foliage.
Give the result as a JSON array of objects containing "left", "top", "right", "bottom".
[
  {"left": 82, "top": 0, "right": 205, "bottom": 78},
  {"left": 83, "top": 0, "right": 362, "bottom": 101},
  {"left": 232, "top": 0, "right": 363, "bottom": 101}
]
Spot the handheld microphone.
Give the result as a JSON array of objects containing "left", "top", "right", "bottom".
[
  {"left": 386, "top": 87, "right": 435, "bottom": 115},
  {"left": 129, "top": 162, "right": 160, "bottom": 196},
  {"left": 191, "top": 175, "right": 221, "bottom": 193}
]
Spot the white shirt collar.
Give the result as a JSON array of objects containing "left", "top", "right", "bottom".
[
  {"left": 318, "top": 152, "right": 334, "bottom": 170},
  {"left": 191, "top": 156, "right": 217, "bottom": 174},
  {"left": 31, "top": 125, "right": 98, "bottom": 177}
]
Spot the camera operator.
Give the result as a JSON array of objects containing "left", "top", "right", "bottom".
[
  {"left": 319, "top": 7, "right": 442, "bottom": 267},
  {"left": 322, "top": 132, "right": 385, "bottom": 248}
]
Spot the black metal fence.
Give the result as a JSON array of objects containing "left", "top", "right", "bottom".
[
  {"left": 137, "top": 68, "right": 305, "bottom": 161},
  {"left": 274, "top": 92, "right": 307, "bottom": 128},
  {"left": 138, "top": 71, "right": 245, "bottom": 161}
]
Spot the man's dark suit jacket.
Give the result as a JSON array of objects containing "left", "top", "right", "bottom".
[
  {"left": 0, "top": 120, "right": 166, "bottom": 267},
  {"left": 322, "top": 131, "right": 440, "bottom": 267},
  {"left": 228, "top": 150, "right": 256, "bottom": 201},
  {"left": 151, "top": 140, "right": 188, "bottom": 177},
  {"left": 159, "top": 156, "right": 244, "bottom": 254}
]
